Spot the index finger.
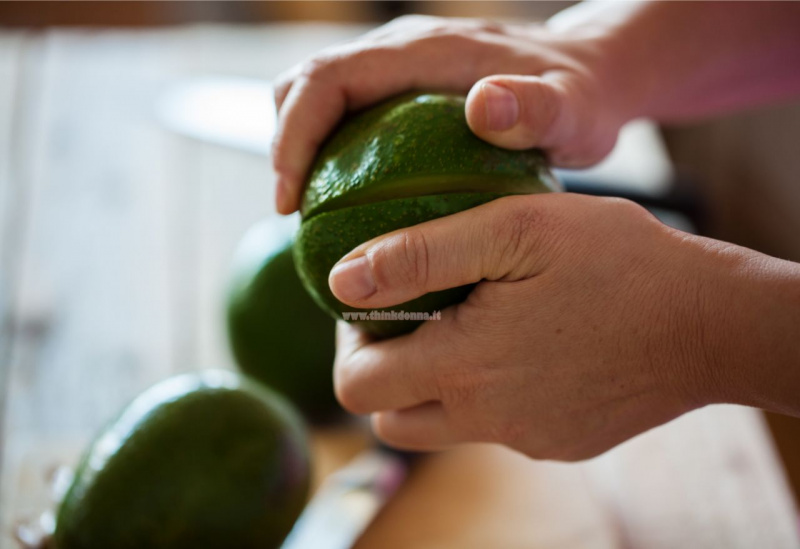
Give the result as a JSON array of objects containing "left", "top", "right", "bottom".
[{"left": 271, "top": 44, "right": 491, "bottom": 214}]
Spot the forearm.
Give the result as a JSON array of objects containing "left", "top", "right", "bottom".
[{"left": 550, "top": 1, "right": 800, "bottom": 122}]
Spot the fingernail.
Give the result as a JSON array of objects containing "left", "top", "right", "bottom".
[
  {"left": 482, "top": 83, "right": 519, "bottom": 132},
  {"left": 329, "top": 256, "right": 376, "bottom": 302}
]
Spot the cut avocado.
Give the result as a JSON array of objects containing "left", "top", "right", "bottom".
[
  {"left": 295, "top": 92, "right": 559, "bottom": 337},
  {"left": 227, "top": 220, "right": 341, "bottom": 423},
  {"left": 54, "top": 370, "right": 310, "bottom": 549}
]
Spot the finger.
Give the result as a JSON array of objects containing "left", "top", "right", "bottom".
[
  {"left": 272, "top": 76, "right": 348, "bottom": 214},
  {"left": 333, "top": 321, "right": 442, "bottom": 414},
  {"left": 272, "top": 44, "right": 501, "bottom": 214},
  {"left": 329, "top": 194, "right": 556, "bottom": 308},
  {"left": 272, "top": 37, "right": 358, "bottom": 115},
  {"left": 465, "top": 73, "right": 576, "bottom": 152},
  {"left": 371, "top": 402, "right": 459, "bottom": 451}
]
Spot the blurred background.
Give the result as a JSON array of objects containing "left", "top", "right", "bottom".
[
  {"left": 0, "top": 1, "right": 569, "bottom": 25},
  {"left": 2, "top": 1, "right": 800, "bottom": 545}
]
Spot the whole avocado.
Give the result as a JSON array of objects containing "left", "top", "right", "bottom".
[
  {"left": 227, "top": 219, "right": 340, "bottom": 423},
  {"left": 54, "top": 370, "right": 310, "bottom": 549},
  {"left": 294, "top": 92, "right": 559, "bottom": 337}
]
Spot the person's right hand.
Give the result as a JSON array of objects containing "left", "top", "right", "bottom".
[{"left": 271, "top": 14, "right": 646, "bottom": 214}]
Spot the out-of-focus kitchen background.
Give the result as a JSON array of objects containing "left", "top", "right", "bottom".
[
  {"left": 0, "top": 1, "right": 567, "bottom": 25},
  {"left": 2, "top": 2, "right": 800, "bottom": 547}
]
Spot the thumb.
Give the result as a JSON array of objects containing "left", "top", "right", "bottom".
[
  {"left": 328, "top": 195, "right": 552, "bottom": 309},
  {"left": 465, "top": 74, "right": 576, "bottom": 153}
]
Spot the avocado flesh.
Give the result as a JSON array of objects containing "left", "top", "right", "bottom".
[
  {"left": 297, "top": 92, "right": 559, "bottom": 338},
  {"left": 227, "top": 230, "right": 340, "bottom": 423},
  {"left": 55, "top": 370, "right": 310, "bottom": 549}
]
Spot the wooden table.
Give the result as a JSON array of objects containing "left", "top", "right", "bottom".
[{"left": 0, "top": 24, "right": 798, "bottom": 549}]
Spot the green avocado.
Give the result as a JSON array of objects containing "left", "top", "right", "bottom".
[
  {"left": 294, "top": 92, "right": 559, "bottom": 337},
  {"left": 54, "top": 370, "right": 310, "bottom": 549},
  {"left": 226, "top": 220, "right": 341, "bottom": 423}
]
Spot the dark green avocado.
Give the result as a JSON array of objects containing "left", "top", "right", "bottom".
[
  {"left": 295, "top": 92, "right": 559, "bottom": 337},
  {"left": 227, "top": 220, "right": 340, "bottom": 423},
  {"left": 54, "top": 370, "right": 310, "bottom": 549}
]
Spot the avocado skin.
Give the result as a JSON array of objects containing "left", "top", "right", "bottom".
[
  {"left": 296, "top": 192, "right": 510, "bottom": 338},
  {"left": 301, "top": 92, "right": 557, "bottom": 219},
  {"left": 55, "top": 371, "right": 310, "bottom": 549},
  {"left": 227, "top": 231, "right": 340, "bottom": 423},
  {"left": 297, "top": 92, "right": 559, "bottom": 338}
]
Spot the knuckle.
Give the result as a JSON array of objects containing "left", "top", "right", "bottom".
[
  {"left": 602, "top": 197, "right": 654, "bottom": 224},
  {"left": 299, "top": 54, "right": 339, "bottom": 83},
  {"left": 488, "top": 199, "right": 540, "bottom": 274},
  {"left": 603, "top": 196, "right": 639, "bottom": 212},
  {"left": 413, "top": 23, "right": 478, "bottom": 48},
  {"left": 271, "top": 67, "right": 294, "bottom": 92},
  {"left": 346, "top": 44, "right": 402, "bottom": 74},
  {"left": 436, "top": 364, "right": 484, "bottom": 410},
  {"left": 272, "top": 80, "right": 291, "bottom": 104},
  {"left": 372, "top": 230, "right": 430, "bottom": 290},
  {"left": 436, "top": 30, "right": 475, "bottom": 47},
  {"left": 404, "top": 230, "right": 431, "bottom": 289},
  {"left": 444, "top": 378, "right": 481, "bottom": 409}
]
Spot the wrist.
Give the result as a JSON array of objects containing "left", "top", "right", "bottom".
[
  {"left": 677, "top": 234, "right": 800, "bottom": 414},
  {"left": 723, "top": 254, "right": 800, "bottom": 416}
]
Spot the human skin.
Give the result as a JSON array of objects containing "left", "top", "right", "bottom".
[
  {"left": 272, "top": 2, "right": 800, "bottom": 214},
  {"left": 272, "top": 2, "right": 800, "bottom": 458},
  {"left": 329, "top": 195, "right": 800, "bottom": 458}
]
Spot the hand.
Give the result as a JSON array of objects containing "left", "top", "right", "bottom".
[
  {"left": 271, "top": 15, "right": 645, "bottom": 213},
  {"left": 328, "top": 194, "right": 747, "bottom": 460}
]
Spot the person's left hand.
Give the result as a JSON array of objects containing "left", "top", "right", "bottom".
[{"left": 328, "top": 192, "right": 735, "bottom": 460}]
